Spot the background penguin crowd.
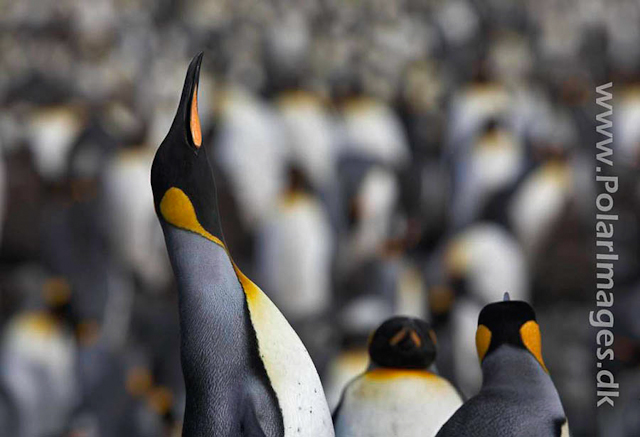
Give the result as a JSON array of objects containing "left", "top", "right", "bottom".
[{"left": 0, "top": 0, "right": 637, "bottom": 435}]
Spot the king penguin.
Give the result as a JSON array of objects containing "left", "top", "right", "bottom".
[
  {"left": 436, "top": 294, "right": 570, "bottom": 437},
  {"left": 150, "top": 53, "right": 334, "bottom": 437},
  {"left": 333, "top": 317, "right": 463, "bottom": 437}
]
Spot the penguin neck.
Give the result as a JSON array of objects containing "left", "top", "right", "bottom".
[
  {"left": 481, "top": 345, "right": 553, "bottom": 392},
  {"left": 161, "top": 224, "right": 246, "bottom": 323}
]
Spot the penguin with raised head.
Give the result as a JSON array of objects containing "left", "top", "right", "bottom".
[
  {"left": 333, "top": 317, "right": 463, "bottom": 437},
  {"left": 150, "top": 53, "right": 334, "bottom": 436},
  {"left": 436, "top": 294, "right": 570, "bottom": 437}
]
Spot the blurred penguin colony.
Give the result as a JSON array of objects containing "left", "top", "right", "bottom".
[{"left": 0, "top": 0, "right": 639, "bottom": 436}]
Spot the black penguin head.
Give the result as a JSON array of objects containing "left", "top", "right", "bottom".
[
  {"left": 368, "top": 317, "right": 437, "bottom": 370},
  {"left": 476, "top": 293, "right": 548, "bottom": 372},
  {"left": 150, "top": 53, "right": 225, "bottom": 244}
]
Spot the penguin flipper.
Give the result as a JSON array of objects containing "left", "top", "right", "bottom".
[
  {"left": 241, "top": 379, "right": 284, "bottom": 437},
  {"left": 331, "top": 398, "right": 343, "bottom": 424},
  {"left": 240, "top": 404, "right": 268, "bottom": 437}
]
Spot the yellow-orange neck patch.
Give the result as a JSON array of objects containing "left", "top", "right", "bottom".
[
  {"left": 159, "top": 187, "right": 223, "bottom": 248},
  {"left": 520, "top": 320, "right": 548, "bottom": 373},
  {"left": 232, "top": 263, "right": 261, "bottom": 302},
  {"left": 160, "top": 187, "right": 267, "bottom": 305},
  {"left": 160, "top": 187, "right": 267, "bottom": 303},
  {"left": 445, "top": 240, "right": 469, "bottom": 277},
  {"left": 281, "top": 190, "right": 309, "bottom": 209},
  {"left": 365, "top": 367, "right": 436, "bottom": 381},
  {"left": 476, "top": 324, "right": 492, "bottom": 362},
  {"left": 17, "top": 312, "right": 59, "bottom": 337}
]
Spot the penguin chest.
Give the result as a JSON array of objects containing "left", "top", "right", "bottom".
[
  {"left": 258, "top": 201, "right": 332, "bottom": 319},
  {"left": 335, "top": 370, "right": 463, "bottom": 437},
  {"left": 238, "top": 270, "right": 334, "bottom": 437}
]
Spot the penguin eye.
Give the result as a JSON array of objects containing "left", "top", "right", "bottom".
[
  {"left": 190, "top": 83, "right": 202, "bottom": 148},
  {"left": 475, "top": 324, "right": 491, "bottom": 362},
  {"left": 520, "top": 320, "right": 548, "bottom": 373}
]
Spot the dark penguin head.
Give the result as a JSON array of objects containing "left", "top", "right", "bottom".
[
  {"left": 475, "top": 293, "right": 548, "bottom": 372},
  {"left": 150, "top": 52, "right": 225, "bottom": 244},
  {"left": 368, "top": 317, "right": 437, "bottom": 370}
]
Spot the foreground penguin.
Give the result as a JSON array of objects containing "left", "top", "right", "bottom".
[
  {"left": 436, "top": 294, "right": 570, "bottom": 437},
  {"left": 150, "top": 53, "right": 334, "bottom": 436},
  {"left": 333, "top": 317, "right": 462, "bottom": 437}
]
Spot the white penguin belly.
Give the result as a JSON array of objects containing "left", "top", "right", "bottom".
[
  {"left": 236, "top": 269, "right": 335, "bottom": 436},
  {"left": 335, "top": 369, "right": 462, "bottom": 437}
]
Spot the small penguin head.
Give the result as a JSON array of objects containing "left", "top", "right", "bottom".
[
  {"left": 150, "top": 53, "right": 225, "bottom": 243},
  {"left": 284, "top": 164, "right": 313, "bottom": 199},
  {"left": 368, "top": 317, "right": 437, "bottom": 370},
  {"left": 475, "top": 297, "right": 548, "bottom": 372}
]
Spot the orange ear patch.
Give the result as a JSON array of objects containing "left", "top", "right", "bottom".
[
  {"left": 409, "top": 330, "right": 422, "bottom": 347},
  {"left": 520, "top": 320, "right": 548, "bottom": 373},
  {"left": 389, "top": 328, "right": 409, "bottom": 346},
  {"left": 190, "top": 84, "right": 202, "bottom": 148},
  {"left": 428, "top": 329, "right": 438, "bottom": 346},
  {"left": 476, "top": 324, "right": 492, "bottom": 362}
]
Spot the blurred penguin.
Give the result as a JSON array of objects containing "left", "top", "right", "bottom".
[
  {"left": 0, "top": 277, "right": 79, "bottom": 437},
  {"left": 214, "top": 85, "right": 287, "bottom": 231},
  {"left": 334, "top": 317, "right": 462, "bottom": 437},
  {"left": 445, "top": 67, "right": 510, "bottom": 159},
  {"left": 450, "top": 119, "right": 526, "bottom": 229},
  {"left": 336, "top": 161, "right": 401, "bottom": 277},
  {"left": 508, "top": 157, "right": 573, "bottom": 264},
  {"left": 338, "top": 96, "right": 410, "bottom": 169},
  {"left": 276, "top": 90, "right": 338, "bottom": 191},
  {"left": 614, "top": 84, "right": 640, "bottom": 168},
  {"left": 102, "top": 143, "right": 172, "bottom": 293},
  {"left": 441, "top": 223, "right": 529, "bottom": 396},
  {"left": 0, "top": 134, "right": 7, "bottom": 246},
  {"left": 26, "top": 105, "right": 85, "bottom": 183}
]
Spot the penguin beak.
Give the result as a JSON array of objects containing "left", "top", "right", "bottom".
[{"left": 170, "top": 52, "right": 204, "bottom": 150}]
